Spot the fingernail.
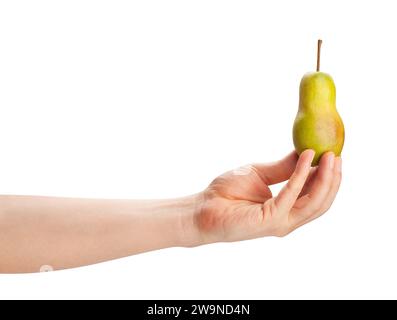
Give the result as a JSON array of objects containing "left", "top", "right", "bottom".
[
  {"left": 329, "top": 153, "right": 335, "bottom": 169},
  {"left": 306, "top": 149, "right": 315, "bottom": 160},
  {"left": 305, "top": 150, "right": 315, "bottom": 167}
]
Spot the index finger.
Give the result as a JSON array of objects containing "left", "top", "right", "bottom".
[{"left": 274, "top": 149, "right": 315, "bottom": 213}]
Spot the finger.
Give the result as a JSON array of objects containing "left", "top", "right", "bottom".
[
  {"left": 317, "top": 157, "right": 342, "bottom": 215},
  {"left": 290, "top": 157, "right": 342, "bottom": 230},
  {"left": 274, "top": 149, "right": 315, "bottom": 213},
  {"left": 290, "top": 152, "right": 335, "bottom": 225},
  {"left": 252, "top": 151, "right": 298, "bottom": 185},
  {"left": 299, "top": 167, "right": 318, "bottom": 197}
]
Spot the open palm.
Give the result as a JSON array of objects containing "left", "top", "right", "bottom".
[{"left": 196, "top": 150, "right": 342, "bottom": 243}]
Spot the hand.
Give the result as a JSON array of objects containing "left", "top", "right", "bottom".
[
  {"left": 195, "top": 150, "right": 342, "bottom": 243},
  {"left": 0, "top": 150, "right": 341, "bottom": 273}
]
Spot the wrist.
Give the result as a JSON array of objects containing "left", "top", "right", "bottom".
[{"left": 177, "top": 193, "right": 205, "bottom": 248}]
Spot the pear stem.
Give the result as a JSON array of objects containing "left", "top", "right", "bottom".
[{"left": 316, "top": 39, "right": 322, "bottom": 72}]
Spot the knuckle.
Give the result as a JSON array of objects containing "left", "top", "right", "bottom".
[
  {"left": 317, "top": 205, "right": 328, "bottom": 216},
  {"left": 274, "top": 225, "right": 291, "bottom": 237},
  {"left": 320, "top": 198, "right": 336, "bottom": 213},
  {"left": 313, "top": 201, "right": 323, "bottom": 212},
  {"left": 318, "top": 172, "right": 330, "bottom": 185},
  {"left": 233, "top": 165, "right": 255, "bottom": 177},
  {"left": 285, "top": 182, "right": 299, "bottom": 196},
  {"left": 321, "top": 204, "right": 331, "bottom": 213}
]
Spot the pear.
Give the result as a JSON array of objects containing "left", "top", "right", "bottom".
[{"left": 293, "top": 40, "right": 344, "bottom": 166}]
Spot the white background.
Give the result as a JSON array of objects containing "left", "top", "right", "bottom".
[{"left": 0, "top": 0, "right": 396, "bottom": 299}]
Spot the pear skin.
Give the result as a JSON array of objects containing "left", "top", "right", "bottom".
[{"left": 293, "top": 41, "right": 344, "bottom": 166}]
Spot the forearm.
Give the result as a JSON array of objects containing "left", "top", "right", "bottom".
[{"left": 0, "top": 194, "right": 202, "bottom": 273}]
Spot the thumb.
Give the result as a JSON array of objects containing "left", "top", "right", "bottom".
[{"left": 252, "top": 151, "right": 299, "bottom": 185}]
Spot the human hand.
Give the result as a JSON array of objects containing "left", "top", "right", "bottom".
[
  {"left": 194, "top": 150, "right": 342, "bottom": 243},
  {"left": 0, "top": 150, "right": 341, "bottom": 273}
]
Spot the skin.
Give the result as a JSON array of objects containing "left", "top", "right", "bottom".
[
  {"left": 0, "top": 150, "right": 342, "bottom": 273},
  {"left": 293, "top": 72, "right": 345, "bottom": 165}
]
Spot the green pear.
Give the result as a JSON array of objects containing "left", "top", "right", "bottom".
[{"left": 293, "top": 40, "right": 344, "bottom": 166}]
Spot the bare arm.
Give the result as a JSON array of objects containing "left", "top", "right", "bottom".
[
  {"left": 0, "top": 150, "right": 341, "bottom": 273},
  {"left": 0, "top": 195, "right": 201, "bottom": 273}
]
